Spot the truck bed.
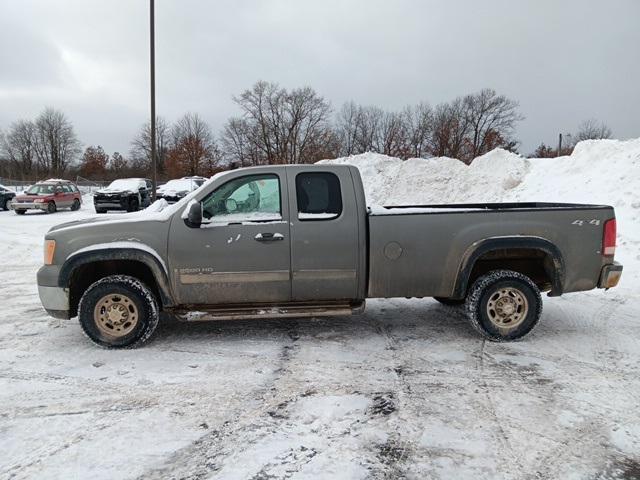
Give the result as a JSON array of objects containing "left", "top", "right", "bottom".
[{"left": 367, "top": 202, "right": 614, "bottom": 299}]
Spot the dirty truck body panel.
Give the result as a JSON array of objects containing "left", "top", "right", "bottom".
[
  {"left": 166, "top": 165, "right": 367, "bottom": 306},
  {"left": 367, "top": 204, "right": 614, "bottom": 299},
  {"left": 37, "top": 164, "right": 621, "bottom": 327}
]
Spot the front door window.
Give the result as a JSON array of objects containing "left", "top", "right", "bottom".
[{"left": 201, "top": 174, "right": 281, "bottom": 224}]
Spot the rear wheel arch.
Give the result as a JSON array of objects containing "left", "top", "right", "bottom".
[
  {"left": 452, "top": 237, "right": 565, "bottom": 299},
  {"left": 60, "top": 249, "right": 174, "bottom": 317}
]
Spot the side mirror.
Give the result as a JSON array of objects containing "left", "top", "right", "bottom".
[
  {"left": 186, "top": 202, "right": 202, "bottom": 228},
  {"left": 225, "top": 198, "right": 238, "bottom": 213}
]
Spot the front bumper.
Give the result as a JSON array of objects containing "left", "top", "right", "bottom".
[
  {"left": 598, "top": 262, "right": 623, "bottom": 289},
  {"left": 38, "top": 285, "right": 70, "bottom": 319},
  {"left": 37, "top": 265, "right": 70, "bottom": 319},
  {"left": 94, "top": 195, "right": 128, "bottom": 210},
  {"left": 11, "top": 201, "right": 48, "bottom": 211}
]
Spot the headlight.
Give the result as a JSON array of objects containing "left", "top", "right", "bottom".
[{"left": 44, "top": 240, "right": 56, "bottom": 265}]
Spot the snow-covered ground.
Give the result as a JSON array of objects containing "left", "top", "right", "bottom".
[{"left": 1, "top": 139, "right": 639, "bottom": 479}]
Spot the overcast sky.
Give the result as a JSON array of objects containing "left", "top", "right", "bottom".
[{"left": 1, "top": 0, "right": 639, "bottom": 156}]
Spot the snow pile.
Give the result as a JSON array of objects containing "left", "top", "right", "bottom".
[
  {"left": 321, "top": 138, "right": 640, "bottom": 290},
  {"left": 319, "top": 148, "right": 528, "bottom": 205}
]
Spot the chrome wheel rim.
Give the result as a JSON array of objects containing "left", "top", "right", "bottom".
[
  {"left": 94, "top": 293, "right": 139, "bottom": 338},
  {"left": 486, "top": 287, "right": 528, "bottom": 329}
]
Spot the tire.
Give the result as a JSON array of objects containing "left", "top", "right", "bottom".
[
  {"left": 15, "top": 209, "right": 26, "bottom": 215},
  {"left": 127, "top": 197, "right": 139, "bottom": 212},
  {"left": 95, "top": 208, "right": 107, "bottom": 214},
  {"left": 47, "top": 201, "right": 57, "bottom": 214},
  {"left": 465, "top": 270, "right": 542, "bottom": 342},
  {"left": 434, "top": 296, "right": 465, "bottom": 306},
  {"left": 78, "top": 275, "right": 159, "bottom": 349},
  {"left": 4, "top": 198, "right": 11, "bottom": 211},
  {"left": 71, "top": 198, "right": 81, "bottom": 211}
]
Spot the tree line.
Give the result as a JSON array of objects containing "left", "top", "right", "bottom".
[{"left": 0, "top": 82, "right": 613, "bottom": 181}]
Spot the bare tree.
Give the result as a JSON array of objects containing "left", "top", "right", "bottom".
[
  {"left": 403, "top": 103, "right": 433, "bottom": 158},
  {"left": 463, "top": 88, "right": 523, "bottom": 159},
  {"left": 32, "top": 108, "right": 81, "bottom": 177},
  {"left": 167, "top": 113, "right": 220, "bottom": 177},
  {"left": 109, "top": 152, "right": 128, "bottom": 175},
  {"left": 222, "top": 117, "right": 262, "bottom": 167},
  {"left": 576, "top": 119, "right": 613, "bottom": 141},
  {"left": 0, "top": 120, "right": 37, "bottom": 179},
  {"left": 335, "top": 101, "right": 361, "bottom": 156},
  {"left": 130, "top": 116, "right": 170, "bottom": 173},
  {"left": 223, "top": 81, "right": 333, "bottom": 165},
  {"left": 430, "top": 98, "right": 472, "bottom": 161}
]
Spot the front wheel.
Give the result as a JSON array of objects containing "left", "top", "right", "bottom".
[
  {"left": 465, "top": 270, "right": 542, "bottom": 342},
  {"left": 127, "top": 198, "right": 139, "bottom": 212},
  {"left": 78, "top": 275, "right": 159, "bottom": 348},
  {"left": 4, "top": 198, "right": 12, "bottom": 211},
  {"left": 47, "top": 201, "right": 57, "bottom": 214}
]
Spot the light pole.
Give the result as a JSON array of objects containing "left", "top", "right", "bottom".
[{"left": 149, "top": 0, "right": 157, "bottom": 200}]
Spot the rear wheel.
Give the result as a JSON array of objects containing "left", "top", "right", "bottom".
[
  {"left": 71, "top": 198, "right": 81, "bottom": 211},
  {"left": 47, "top": 201, "right": 57, "bottom": 214},
  {"left": 465, "top": 270, "right": 542, "bottom": 342},
  {"left": 4, "top": 198, "right": 11, "bottom": 211},
  {"left": 78, "top": 275, "right": 159, "bottom": 349},
  {"left": 15, "top": 209, "right": 25, "bottom": 215}
]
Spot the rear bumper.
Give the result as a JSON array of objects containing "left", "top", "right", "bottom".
[{"left": 598, "top": 262, "right": 623, "bottom": 289}]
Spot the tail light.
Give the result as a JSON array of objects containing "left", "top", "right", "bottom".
[{"left": 603, "top": 219, "right": 616, "bottom": 256}]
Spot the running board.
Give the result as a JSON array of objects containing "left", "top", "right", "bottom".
[{"left": 170, "top": 300, "right": 366, "bottom": 322}]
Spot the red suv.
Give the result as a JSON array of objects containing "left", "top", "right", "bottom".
[{"left": 12, "top": 179, "right": 82, "bottom": 214}]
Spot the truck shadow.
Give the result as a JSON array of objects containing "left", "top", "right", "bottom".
[{"left": 152, "top": 299, "right": 480, "bottom": 346}]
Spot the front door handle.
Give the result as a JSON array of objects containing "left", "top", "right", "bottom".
[{"left": 255, "top": 232, "right": 284, "bottom": 242}]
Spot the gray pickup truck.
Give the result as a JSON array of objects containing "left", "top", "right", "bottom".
[{"left": 37, "top": 164, "right": 622, "bottom": 348}]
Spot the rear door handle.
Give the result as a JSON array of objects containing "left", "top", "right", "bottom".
[{"left": 255, "top": 232, "right": 284, "bottom": 242}]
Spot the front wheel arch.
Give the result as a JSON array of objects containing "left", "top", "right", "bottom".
[{"left": 60, "top": 250, "right": 174, "bottom": 317}]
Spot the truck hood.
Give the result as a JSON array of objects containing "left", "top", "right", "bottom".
[
  {"left": 15, "top": 193, "right": 54, "bottom": 201},
  {"left": 47, "top": 199, "right": 175, "bottom": 234},
  {"left": 95, "top": 188, "right": 135, "bottom": 195}
]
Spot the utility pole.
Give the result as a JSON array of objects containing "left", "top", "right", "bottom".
[
  {"left": 557, "top": 133, "right": 563, "bottom": 157},
  {"left": 149, "top": 0, "right": 157, "bottom": 200}
]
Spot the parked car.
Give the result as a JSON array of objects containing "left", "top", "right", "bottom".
[
  {"left": 0, "top": 185, "right": 16, "bottom": 211},
  {"left": 37, "top": 164, "right": 622, "bottom": 348},
  {"left": 156, "top": 177, "right": 203, "bottom": 203},
  {"left": 12, "top": 179, "right": 82, "bottom": 214},
  {"left": 182, "top": 176, "right": 207, "bottom": 187},
  {"left": 93, "top": 178, "right": 152, "bottom": 213}
]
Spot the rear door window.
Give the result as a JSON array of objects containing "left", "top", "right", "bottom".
[{"left": 295, "top": 172, "right": 342, "bottom": 221}]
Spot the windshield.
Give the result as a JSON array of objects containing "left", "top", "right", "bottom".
[
  {"left": 26, "top": 184, "right": 57, "bottom": 195},
  {"left": 160, "top": 179, "right": 196, "bottom": 192},
  {"left": 107, "top": 179, "right": 144, "bottom": 191}
]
